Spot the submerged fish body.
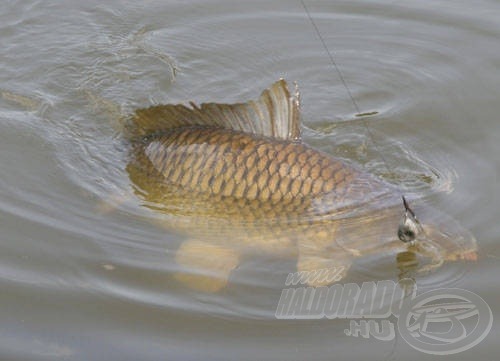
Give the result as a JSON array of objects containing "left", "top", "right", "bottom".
[
  {"left": 125, "top": 80, "right": 477, "bottom": 292},
  {"left": 135, "top": 126, "right": 388, "bottom": 217}
]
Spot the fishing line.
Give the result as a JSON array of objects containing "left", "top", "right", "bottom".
[
  {"left": 300, "top": 0, "right": 419, "bottom": 241},
  {"left": 300, "top": 0, "right": 392, "bottom": 175},
  {"left": 300, "top": 0, "right": 360, "bottom": 115}
]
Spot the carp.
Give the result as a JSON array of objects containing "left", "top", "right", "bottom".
[{"left": 125, "top": 80, "right": 477, "bottom": 292}]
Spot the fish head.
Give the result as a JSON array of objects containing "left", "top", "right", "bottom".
[{"left": 402, "top": 201, "right": 478, "bottom": 263}]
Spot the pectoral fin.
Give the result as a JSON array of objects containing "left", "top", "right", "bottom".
[{"left": 174, "top": 240, "right": 240, "bottom": 292}]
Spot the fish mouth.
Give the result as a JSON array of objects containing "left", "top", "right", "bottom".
[
  {"left": 400, "top": 200, "right": 478, "bottom": 264},
  {"left": 446, "top": 248, "right": 478, "bottom": 262},
  {"left": 419, "top": 223, "right": 478, "bottom": 263},
  {"left": 462, "top": 250, "right": 478, "bottom": 261}
]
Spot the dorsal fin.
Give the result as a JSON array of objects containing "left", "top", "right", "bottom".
[{"left": 127, "top": 79, "right": 301, "bottom": 141}]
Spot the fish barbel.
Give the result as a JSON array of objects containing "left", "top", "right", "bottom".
[{"left": 125, "top": 80, "right": 477, "bottom": 292}]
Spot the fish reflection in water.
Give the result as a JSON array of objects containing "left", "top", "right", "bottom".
[{"left": 123, "top": 80, "right": 477, "bottom": 292}]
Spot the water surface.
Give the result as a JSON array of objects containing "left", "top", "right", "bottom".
[{"left": 1, "top": 0, "right": 499, "bottom": 360}]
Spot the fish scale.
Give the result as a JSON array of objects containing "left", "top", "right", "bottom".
[
  {"left": 143, "top": 126, "right": 361, "bottom": 211},
  {"left": 128, "top": 128, "right": 400, "bottom": 259}
]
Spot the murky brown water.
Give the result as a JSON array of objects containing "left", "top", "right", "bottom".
[{"left": 1, "top": 0, "right": 499, "bottom": 360}]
